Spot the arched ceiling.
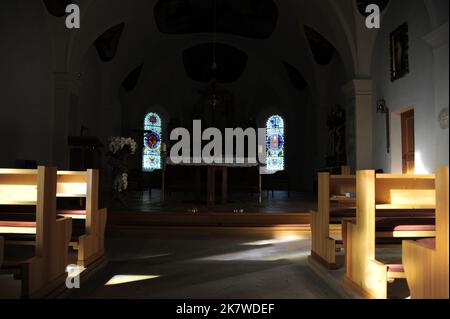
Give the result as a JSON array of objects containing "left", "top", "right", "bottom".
[
  {"left": 154, "top": 0, "right": 278, "bottom": 39},
  {"left": 42, "top": 0, "right": 71, "bottom": 17},
  {"left": 65, "top": 0, "right": 361, "bottom": 109},
  {"left": 94, "top": 23, "right": 125, "bottom": 62},
  {"left": 283, "top": 62, "right": 308, "bottom": 92},
  {"left": 304, "top": 26, "right": 336, "bottom": 65},
  {"left": 122, "top": 64, "right": 143, "bottom": 91},
  {"left": 182, "top": 43, "right": 248, "bottom": 83}
]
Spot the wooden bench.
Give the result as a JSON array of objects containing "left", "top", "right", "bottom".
[
  {"left": 0, "top": 170, "right": 107, "bottom": 268},
  {"left": 56, "top": 169, "right": 107, "bottom": 267},
  {"left": 310, "top": 166, "right": 355, "bottom": 269},
  {"left": 0, "top": 236, "right": 3, "bottom": 268},
  {"left": 345, "top": 170, "right": 436, "bottom": 299},
  {"left": 0, "top": 167, "right": 72, "bottom": 298},
  {"left": 403, "top": 166, "right": 449, "bottom": 299}
]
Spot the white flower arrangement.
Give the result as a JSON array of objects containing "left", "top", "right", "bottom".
[
  {"left": 107, "top": 137, "right": 137, "bottom": 198},
  {"left": 108, "top": 137, "right": 137, "bottom": 155},
  {"left": 113, "top": 173, "right": 129, "bottom": 193}
]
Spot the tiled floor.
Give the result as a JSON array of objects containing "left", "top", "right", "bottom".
[
  {"left": 68, "top": 231, "right": 343, "bottom": 299},
  {"left": 0, "top": 231, "right": 410, "bottom": 299}
]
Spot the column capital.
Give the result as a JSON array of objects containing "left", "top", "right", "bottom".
[{"left": 342, "top": 79, "right": 372, "bottom": 97}]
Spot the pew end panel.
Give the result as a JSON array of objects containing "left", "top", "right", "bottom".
[
  {"left": 345, "top": 220, "right": 388, "bottom": 299},
  {"left": 24, "top": 216, "right": 72, "bottom": 298},
  {"left": 77, "top": 208, "right": 107, "bottom": 267},
  {"left": 346, "top": 169, "right": 444, "bottom": 299},
  {"left": 4, "top": 218, "right": 72, "bottom": 299},
  {"left": 57, "top": 170, "right": 106, "bottom": 267},
  {"left": 311, "top": 171, "right": 356, "bottom": 269},
  {"left": 402, "top": 166, "right": 449, "bottom": 299},
  {"left": 402, "top": 240, "right": 435, "bottom": 299}
]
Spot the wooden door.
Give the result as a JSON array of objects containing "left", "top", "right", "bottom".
[{"left": 401, "top": 109, "right": 415, "bottom": 174}]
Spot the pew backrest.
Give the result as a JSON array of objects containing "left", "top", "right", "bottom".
[
  {"left": 0, "top": 167, "right": 58, "bottom": 251},
  {"left": 0, "top": 169, "right": 39, "bottom": 205},
  {"left": 57, "top": 169, "right": 100, "bottom": 234}
]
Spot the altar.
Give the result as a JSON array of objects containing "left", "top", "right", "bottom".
[{"left": 164, "top": 158, "right": 273, "bottom": 207}]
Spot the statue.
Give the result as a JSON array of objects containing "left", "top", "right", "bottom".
[{"left": 326, "top": 104, "right": 347, "bottom": 167}]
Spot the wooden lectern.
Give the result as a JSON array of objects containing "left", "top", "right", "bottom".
[{"left": 68, "top": 136, "right": 103, "bottom": 170}]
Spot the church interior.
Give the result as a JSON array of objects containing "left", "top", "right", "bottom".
[{"left": 0, "top": 0, "right": 449, "bottom": 302}]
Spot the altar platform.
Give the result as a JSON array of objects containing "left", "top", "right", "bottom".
[{"left": 105, "top": 190, "right": 315, "bottom": 234}]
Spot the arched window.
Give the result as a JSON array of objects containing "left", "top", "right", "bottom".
[
  {"left": 266, "top": 115, "right": 285, "bottom": 171},
  {"left": 142, "top": 112, "right": 162, "bottom": 172}
]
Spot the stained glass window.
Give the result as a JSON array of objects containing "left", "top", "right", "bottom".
[
  {"left": 142, "top": 112, "right": 162, "bottom": 172},
  {"left": 266, "top": 115, "right": 285, "bottom": 171}
]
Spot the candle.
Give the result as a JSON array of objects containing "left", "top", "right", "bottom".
[{"left": 162, "top": 143, "right": 167, "bottom": 152}]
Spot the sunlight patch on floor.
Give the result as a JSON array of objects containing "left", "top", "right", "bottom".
[
  {"left": 241, "top": 234, "right": 306, "bottom": 246},
  {"left": 105, "top": 274, "right": 161, "bottom": 286}
]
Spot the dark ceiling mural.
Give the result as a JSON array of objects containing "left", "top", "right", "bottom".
[
  {"left": 283, "top": 62, "right": 307, "bottom": 92},
  {"left": 154, "top": 0, "right": 278, "bottom": 39},
  {"left": 304, "top": 26, "right": 336, "bottom": 65},
  {"left": 183, "top": 43, "right": 248, "bottom": 83},
  {"left": 94, "top": 23, "right": 125, "bottom": 62},
  {"left": 42, "top": 0, "right": 72, "bottom": 17},
  {"left": 356, "top": 0, "right": 390, "bottom": 17},
  {"left": 122, "top": 64, "right": 144, "bottom": 91}
]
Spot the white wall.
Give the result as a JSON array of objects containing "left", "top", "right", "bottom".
[
  {"left": 371, "top": 0, "right": 449, "bottom": 173},
  {"left": 0, "top": 1, "right": 53, "bottom": 167}
]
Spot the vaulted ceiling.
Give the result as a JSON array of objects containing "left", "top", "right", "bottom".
[
  {"left": 154, "top": 0, "right": 278, "bottom": 39},
  {"left": 64, "top": 0, "right": 362, "bottom": 114}
]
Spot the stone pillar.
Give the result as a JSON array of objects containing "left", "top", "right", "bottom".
[
  {"left": 424, "top": 22, "right": 449, "bottom": 167},
  {"left": 52, "top": 72, "right": 80, "bottom": 169},
  {"left": 342, "top": 79, "right": 373, "bottom": 170}
]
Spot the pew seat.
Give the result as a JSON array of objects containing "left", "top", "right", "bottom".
[
  {"left": 385, "top": 238, "right": 438, "bottom": 283},
  {"left": 0, "top": 211, "right": 87, "bottom": 246},
  {"left": 57, "top": 210, "right": 87, "bottom": 220},
  {"left": 338, "top": 216, "right": 436, "bottom": 250},
  {"left": 1, "top": 224, "right": 85, "bottom": 244},
  {"left": 0, "top": 221, "right": 36, "bottom": 234},
  {"left": 386, "top": 264, "right": 406, "bottom": 281},
  {"left": 375, "top": 218, "right": 436, "bottom": 238}
]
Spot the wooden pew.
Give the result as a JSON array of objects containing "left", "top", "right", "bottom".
[
  {"left": 0, "top": 167, "right": 72, "bottom": 298},
  {"left": 56, "top": 169, "right": 107, "bottom": 267},
  {"left": 345, "top": 170, "right": 436, "bottom": 299},
  {"left": 0, "top": 236, "right": 3, "bottom": 268},
  {"left": 310, "top": 166, "right": 355, "bottom": 269},
  {"left": 403, "top": 166, "right": 449, "bottom": 299}
]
